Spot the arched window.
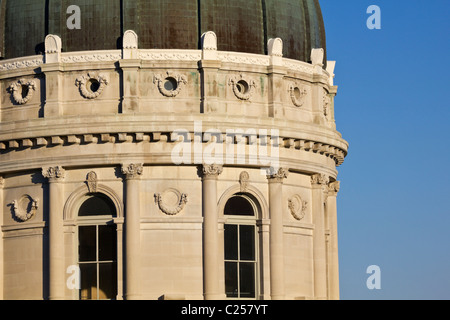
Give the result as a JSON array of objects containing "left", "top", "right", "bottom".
[
  {"left": 224, "top": 194, "right": 258, "bottom": 299},
  {"left": 78, "top": 193, "right": 117, "bottom": 300}
]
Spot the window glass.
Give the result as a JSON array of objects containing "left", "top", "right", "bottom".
[
  {"left": 239, "top": 225, "right": 255, "bottom": 261},
  {"left": 225, "top": 262, "right": 238, "bottom": 298},
  {"left": 224, "top": 224, "right": 238, "bottom": 260},
  {"left": 79, "top": 226, "right": 96, "bottom": 262},
  {"left": 224, "top": 195, "right": 254, "bottom": 216},
  {"left": 78, "top": 194, "right": 116, "bottom": 217},
  {"left": 239, "top": 262, "right": 256, "bottom": 298},
  {"left": 98, "top": 225, "right": 116, "bottom": 261}
]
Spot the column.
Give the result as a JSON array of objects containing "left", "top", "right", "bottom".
[
  {"left": 202, "top": 164, "right": 223, "bottom": 300},
  {"left": 266, "top": 167, "right": 288, "bottom": 300},
  {"left": 311, "top": 173, "right": 329, "bottom": 300},
  {"left": 122, "top": 163, "right": 143, "bottom": 300},
  {"left": 327, "top": 181, "right": 340, "bottom": 300},
  {"left": 42, "top": 166, "right": 66, "bottom": 300},
  {"left": 0, "top": 177, "right": 4, "bottom": 300}
]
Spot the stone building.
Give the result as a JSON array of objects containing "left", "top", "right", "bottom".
[{"left": 0, "top": 0, "right": 348, "bottom": 300}]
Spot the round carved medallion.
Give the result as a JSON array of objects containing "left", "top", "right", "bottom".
[{"left": 155, "top": 188, "right": 188, "bottom": 216}]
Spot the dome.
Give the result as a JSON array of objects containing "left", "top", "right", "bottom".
[{"left": 0, "top": 0, "right": 326, "bottom": 64}]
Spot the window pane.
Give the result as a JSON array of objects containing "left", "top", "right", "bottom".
[
  {"left": 225, "top": 262, "right": 238, "bottom": 298},
  {"left": 79, "top": 194, "right": 116, "bottom": 217},
  {"left": 224, "top": 224, "right": 238, "bottom": 260},
  {"left": 224, "top": 196, "right": 254, "bottom": 216},
  {"left": 80, "top": 263, "right": 97, "bottom": 300},
  {"left": 99, "top": 263, "right": 117, "bottom": 300},
  {"left": 79, "top": 226, "right": 96, "bottom": 262},
  {"left": 98, "top": 225, "right": 117, "bottom": 261},
  {"left": 239, "top": 225, "right": 255, "bottom": 261},
  {"left": 239, "top": 262, "right": 256, "bottom": 298}
]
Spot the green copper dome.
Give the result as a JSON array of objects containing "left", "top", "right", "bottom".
[{"left": 0, "top": 0, "right": 326, "bottom": 64}]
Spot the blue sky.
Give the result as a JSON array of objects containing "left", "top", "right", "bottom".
[{"left": 320, "top": 0, "right": 450, "bottom": 300}]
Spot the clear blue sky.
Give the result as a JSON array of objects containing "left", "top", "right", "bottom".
[{"left": 320, "top": 0, "right": 450, "bottom": 300}]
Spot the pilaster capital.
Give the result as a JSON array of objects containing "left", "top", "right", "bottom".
[
  {"left": 311, "top": 173, "right": 329, "bottom": 187},
  {"left": 266, "top": 167, "right": 289, "bottom": 183},
  {"left": 0, "top": 176, "right": 4, "bottom": 188},
  {"left": 122, "top": 163, "right": 144, "bottom": 180},
  {"left": 202, "top": 164, "right": 223, "bottom": 180},
  {"left": 42, "top": 166, "right": 66, "bottom": 182},
  {"left": 328, "top": 181, "right": 341, "bottom": 196}
]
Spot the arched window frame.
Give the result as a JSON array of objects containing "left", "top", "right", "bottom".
[
  {"left": 219, "top": 186, "right": 268, "bottom": 300},
  {"left": 64, "top": 184, "right": 124, "bottom": 300}
]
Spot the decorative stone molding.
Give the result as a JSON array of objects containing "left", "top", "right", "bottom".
[
  {"left": 153, "top": 72, "right": 188, "bottom": 98},
  {"left": 228, "top": 74, "right": 257, "bottom": 101},
  {"left": 7, "top": 78, "right": 36, "bottom": 105},
  {"left": 75, "top": 72, "right": 109, "bottom": 99},
  {"left": 239, "top": 171, "right": 250, "bottom": 192},
  {"left": 328, "top": 181, "right": 340, "bottom": 195},
  {"left": 62, "top": 51, "right": 122, "bottom": 63},
  {"left": 288, "top": 194, "right": 308, "bottom": 221},
  {"left": 266, "top": 167, "right": 289, "bottom": 183},
  {"left": 123, "top": 30, "right": 138, "bottom": 49},
  {"left": 202, "top": 164, "right": 223, "bottom": 178},
  {"left": 218, "top": 52, "right": 270, "bottom": 66},
  {"left": 10, "top": 195, "right": 39, "bottom": 222},
  {"left": 0, "top": 176, "right": 4, "bottom": 188},
  {"left": 0, "top": 131, "right": 347, "bottom": 167},
  {"left": 139, "top": 50, "right": 201, "bottom": 61},
  {"left": 42, "top": 166, "right": 66, "bottom": 182},
  {"left": 121, "top": 163, "right": 143, "bottom": 180},
  {"left": 283, "top": 58, "right": 314, "bottom": 75},
  {"left": 154, "top": 188, "right": 188, "bottom": 216},
  {"left": 311, "top": 173, "right": 329, "bottom": 186},
  {"left": 0, "top": 56, "right": 44, "bottom": 71},
  {"left": 86, "top": 171, "right": 98, "bottom": 193},
  {"left": 288, "top": 83, "right": 308, "bottom": 107}
]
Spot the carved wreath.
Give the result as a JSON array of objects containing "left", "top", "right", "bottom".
[
  {"left": 8, "top": 79, "right": 36, "bottom": 105},
  {"left": 75, "top": 72, "right": 109, "bottom": 99},
  {"left": 288, "top": 83, "right": 307, "bottom": 107},
  {"left": 153, "top": 72, "right": 188, "bottom": 98},
  {"left": 154, "top": 189, "right": 188, "bottom": 216},
  {"left": 288, "top": 195, "right": 308, "bottom": 221},
  {"left": 228, "top": 75, "right": 257, "bottom": 101},
  {"left": 10, "top": 195, "right": 39, "bottom": 222}
]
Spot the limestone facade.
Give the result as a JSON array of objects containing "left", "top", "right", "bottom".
[{"left": 0, "top": 31, "right": 348, "bottom": 300}]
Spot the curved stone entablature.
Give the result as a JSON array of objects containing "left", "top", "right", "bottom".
[{"left": 0, "top": 31, "right": 347, "bottom": 178}]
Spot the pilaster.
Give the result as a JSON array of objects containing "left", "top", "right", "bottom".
[
  {"left": 267, "top": 38, "right": 287, "bottom": 118},
  {"left": 200, "top": 32, "right": 221, "bottom": 114},
  {"left": 326, "top": 181, "right": 340, "bottom": 300},
  {"left": 202, "top": 164, "right": 224, "bottom": 300},
  {"left": 121, "top": 163, "right": 143, "bottom": 300},
  {"left": 311, "top": 173, "right": 329, "bottom": 300},
  {"left": 42, "top": 166, "right": 66, "bottom": 300},
  {"left": 266, "top": 167, "right": 289, "bottom": 300}
]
